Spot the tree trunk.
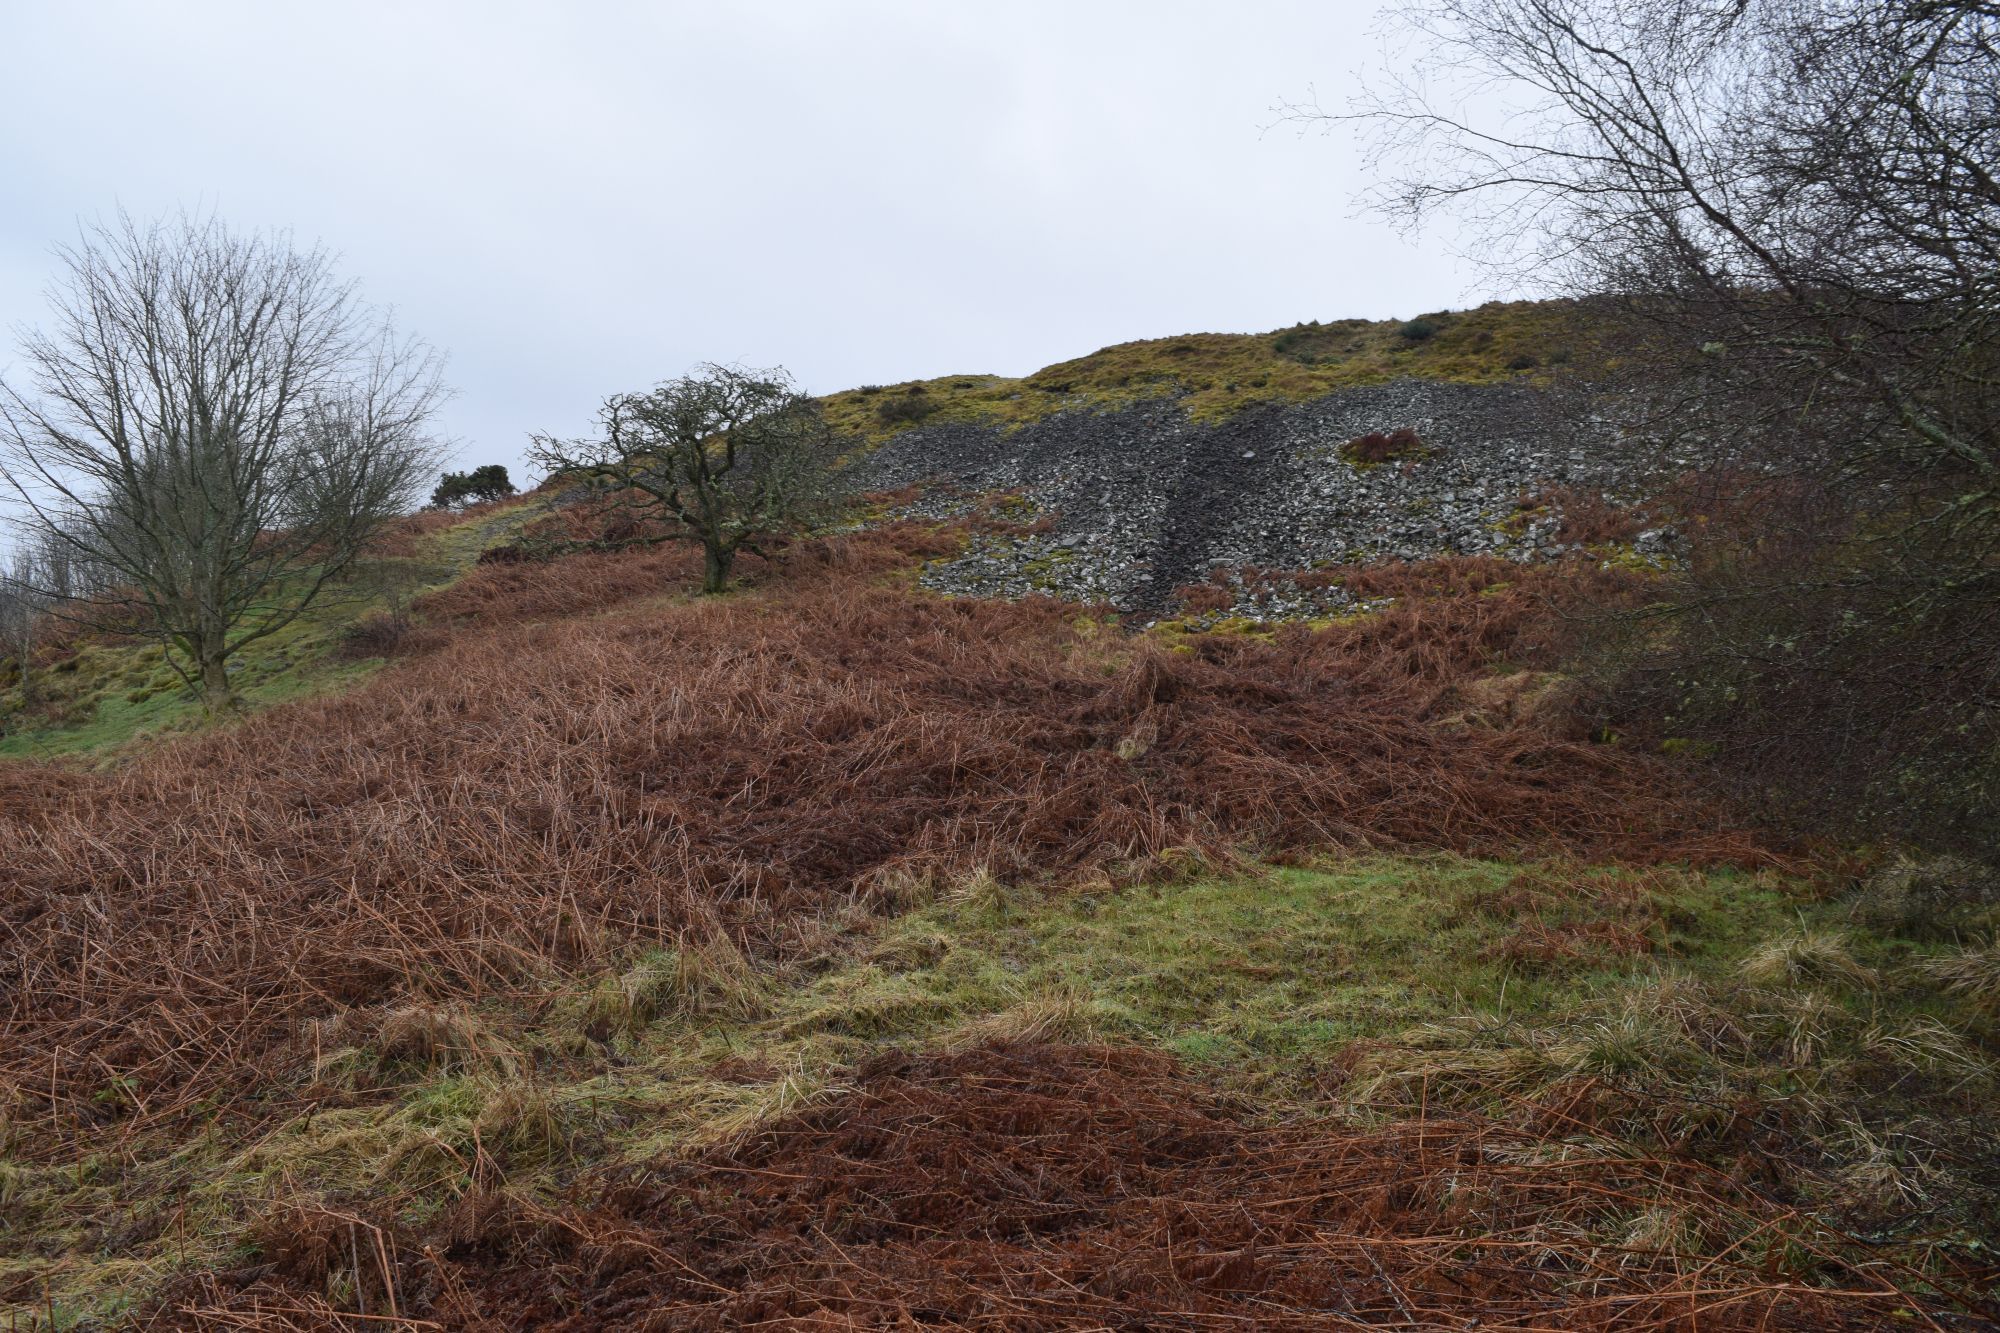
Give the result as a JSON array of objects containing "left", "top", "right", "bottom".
[
  {"left": 198, "top": 640, "right": 233, "bottom": 710},
  {"left": 701, "top": 542, "right": 734, "bottom": 595},
  {"left": 14, "top": 653, "right": 35, "bottom": 707}
]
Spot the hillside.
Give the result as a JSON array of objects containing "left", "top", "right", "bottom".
[
  {"left": 825, "top": 302, "right": 1658, "bottom": 618},
  {"left": 817, "top": 300, "right": 1581, "bottom": 442},
  {"left": 3, "top": 311, "right": 1998, "bottom": 1329}
]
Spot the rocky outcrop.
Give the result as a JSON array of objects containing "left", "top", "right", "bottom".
[{"left": 848, "top": 379, "right": 1663, "bottom": 617}]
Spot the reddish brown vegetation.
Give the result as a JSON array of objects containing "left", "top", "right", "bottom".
[
  {"left": 424, "top": 522, "right": 962, "bottom": 631},
  {"left": 1170, "top": 563, "right": 1356, "bottom": 618},
  {"left": 1, "top": 531, "right": 1767, "bottom": 1150},
  {"left": 1173, "top": 580, "right": 1237, "bottom": 613},
  {"left": 1514, "top": 484, "right": 1655, "bottom": 547},
  {"left": 362, "top": 497, "right": 525, "bottom": 560},
  {"left": 1342, "top": 426, "right": 1429, "bottom": 464},
  {"left": 1472, "top": 866, "right": 1670, "bottom": 971},
  {"left": 152, "top": 1044, "right": 1958, "bottom": 1330}
]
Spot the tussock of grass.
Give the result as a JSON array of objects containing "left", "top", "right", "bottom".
[
  {"left": 1739, "top": 929, "right": 1878, "bottom": 989},
  {"left": 1919, "top": 937, "right": 2000, "bottom": 1011},
  {"left": 318, "top": 1004, "right": 522, "bottom": 1081},
  {"left": 1827, "top": 1122, "right": 1957, "bottom": 1216},
  {"left": 945, "top": 986, "right": 1099, "bottom": 1050},
  {"left": 1858, "top": 1016, "right": 1988, "bottom": 1079},
  {"left": 1757, "top": 988, "right": 1850, "bottom": 1067},
  {"left": 1618, "top": 1204, "right": 1705, "bottom": 1258},
  {"left": 942, "top": 864, "right": 1012, "bottom": 914},
  {"left": 472, "top": 1080, "right": 575, "bottom": 1161},
  {"left": 702, "top": 1063, "right": 847, "bottom": 1145},
  {"left": 857, "top": 863, "right": 946, "bottom": 914},
  {"left": 582, "top": 937, "right": 767, "bottom": 1042},
  {"left": 238, "top": 1074, "right": 583, "bottom": 1198}
]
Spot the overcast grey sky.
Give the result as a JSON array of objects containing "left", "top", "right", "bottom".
[{"left": 1, "top": 0, "right": 1482, "bottom": 480}]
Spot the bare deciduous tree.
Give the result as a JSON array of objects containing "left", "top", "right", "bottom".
[
  {"left": 528, "top": 363, "right": 848, "bottom": 594},
  {"left": 1291, "top": 0, "right": 2000, "bottom": 851},
  {"left": 1295, "top": 0, "right": 1998, "bottom": 492},
  {"left": 0, "top": 548, "right": 46, "bottom": 707},
  {"left": 0, "top": 213, "right": 447, "bottom": 707}
]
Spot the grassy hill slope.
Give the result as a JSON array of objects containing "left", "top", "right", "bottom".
[
  {"left": 0, "top": 502, "right": 532, "bottom": 761},
  {"left": 1, "top": 299, "right": 1578, "bottom": 762}
]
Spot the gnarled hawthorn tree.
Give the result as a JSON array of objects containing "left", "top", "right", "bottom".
[
  {"left": 529, "top": 363, "right": 847, "bottom": 594},
  {"left": 0, "top": 213, "right": 446, "bottom": 708}
]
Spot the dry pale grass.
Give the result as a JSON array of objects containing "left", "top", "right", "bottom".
[
  {"left": 1740, "top": 929, "right": 1879, "bottom": 990},
  {"left": 1920, "top": 937, "right": 2000, "bottom": 1011}
]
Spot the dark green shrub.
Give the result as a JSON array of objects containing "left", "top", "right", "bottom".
[
  {"left": 876, "top": 388, "right": 940, "bottom": 426},
  {"left": 1396, "top": 319, "right": 1439, "bottom": 342},
  {"left": 430, "top": 464, "right": 516, "bottom": 510}
]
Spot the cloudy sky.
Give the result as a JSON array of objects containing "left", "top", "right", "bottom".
[{"left": 2, "top": 1, "right": 1480, "bottom": 480}]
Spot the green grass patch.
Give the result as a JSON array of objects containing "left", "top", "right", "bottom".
[
  {"left": 0, "top": 507, "right": 530, "bottom": 760},
  {"left": 775, "top": 858, "right": 1801, "bottom": 1091}
]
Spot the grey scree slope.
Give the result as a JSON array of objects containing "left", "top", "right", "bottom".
[{"left": 845, "top": 379, "right": 1664, "bottom": 620}]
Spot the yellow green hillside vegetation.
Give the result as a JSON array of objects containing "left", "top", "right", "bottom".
[{"left": 820, "top": 299, "right": 1582, "bottom": 443}]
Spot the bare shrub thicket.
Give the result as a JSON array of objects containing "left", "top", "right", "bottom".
[
  {"left": 0, "top": 547, "right": 49, "bottom": 706},
  {"left": 0, "top": 531, "right": 106, "bottom": 709},
  {"left": 1302, "top": 0, "right": 2000, "bottom": 855}
]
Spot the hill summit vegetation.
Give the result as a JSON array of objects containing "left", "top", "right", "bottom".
[{"left": 819, "top": 299, "right": 1577, "bottom": 443}]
